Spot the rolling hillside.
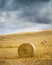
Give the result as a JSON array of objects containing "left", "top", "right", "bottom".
[{"left": 0, "top": 30, "right": 52, "bottom": 65}]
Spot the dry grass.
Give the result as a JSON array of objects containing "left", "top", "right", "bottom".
[{"left": 0, "top": 30, "right": 52, "bottom": 65}]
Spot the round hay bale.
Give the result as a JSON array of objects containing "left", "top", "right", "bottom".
[{"left": 18, "top": 43, "right": 36, "bottom": 58}]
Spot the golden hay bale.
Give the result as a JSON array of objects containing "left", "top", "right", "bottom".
[{"left": 18, "top": 43, "right": 36, "bottom": 58}]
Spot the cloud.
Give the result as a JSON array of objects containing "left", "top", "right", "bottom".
[
  {"left": 0, "top": 0, "right": 52, "bottom": 34},
  {"left": 0, "top": 0, "right": 49, "bottom": 11}
]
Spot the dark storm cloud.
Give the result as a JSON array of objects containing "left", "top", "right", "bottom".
[
  {"left": 0, "top": 0, "right": 6, "bottom": 8},
  {"left": 14, "top": 0, "right": 49, "bottom": 3},
  {"left": 0, "top": 0, "right": 52, "bottom": 34},
  {"left": 0, "top": 0, "right": 49, "bottom": 10}
]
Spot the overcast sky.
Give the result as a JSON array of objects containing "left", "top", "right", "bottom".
[{"left": 0, "top": 0, "right": 52, "bottom": 34}]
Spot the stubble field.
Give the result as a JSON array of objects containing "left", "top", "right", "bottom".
[{"left": 0, "top": 30, "right": 52, "bottom": 65}]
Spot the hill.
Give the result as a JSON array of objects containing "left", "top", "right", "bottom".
[{"left": 0, "top": 30, "right": 52, "bottom": 65}]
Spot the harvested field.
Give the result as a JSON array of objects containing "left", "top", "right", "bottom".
[{"left": 0, "top": 30, "right": 52, "bottom": 65}]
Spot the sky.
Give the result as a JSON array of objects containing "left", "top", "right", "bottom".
[{"left": 0, "top": 0, "right": 52, "bottom": 34}]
